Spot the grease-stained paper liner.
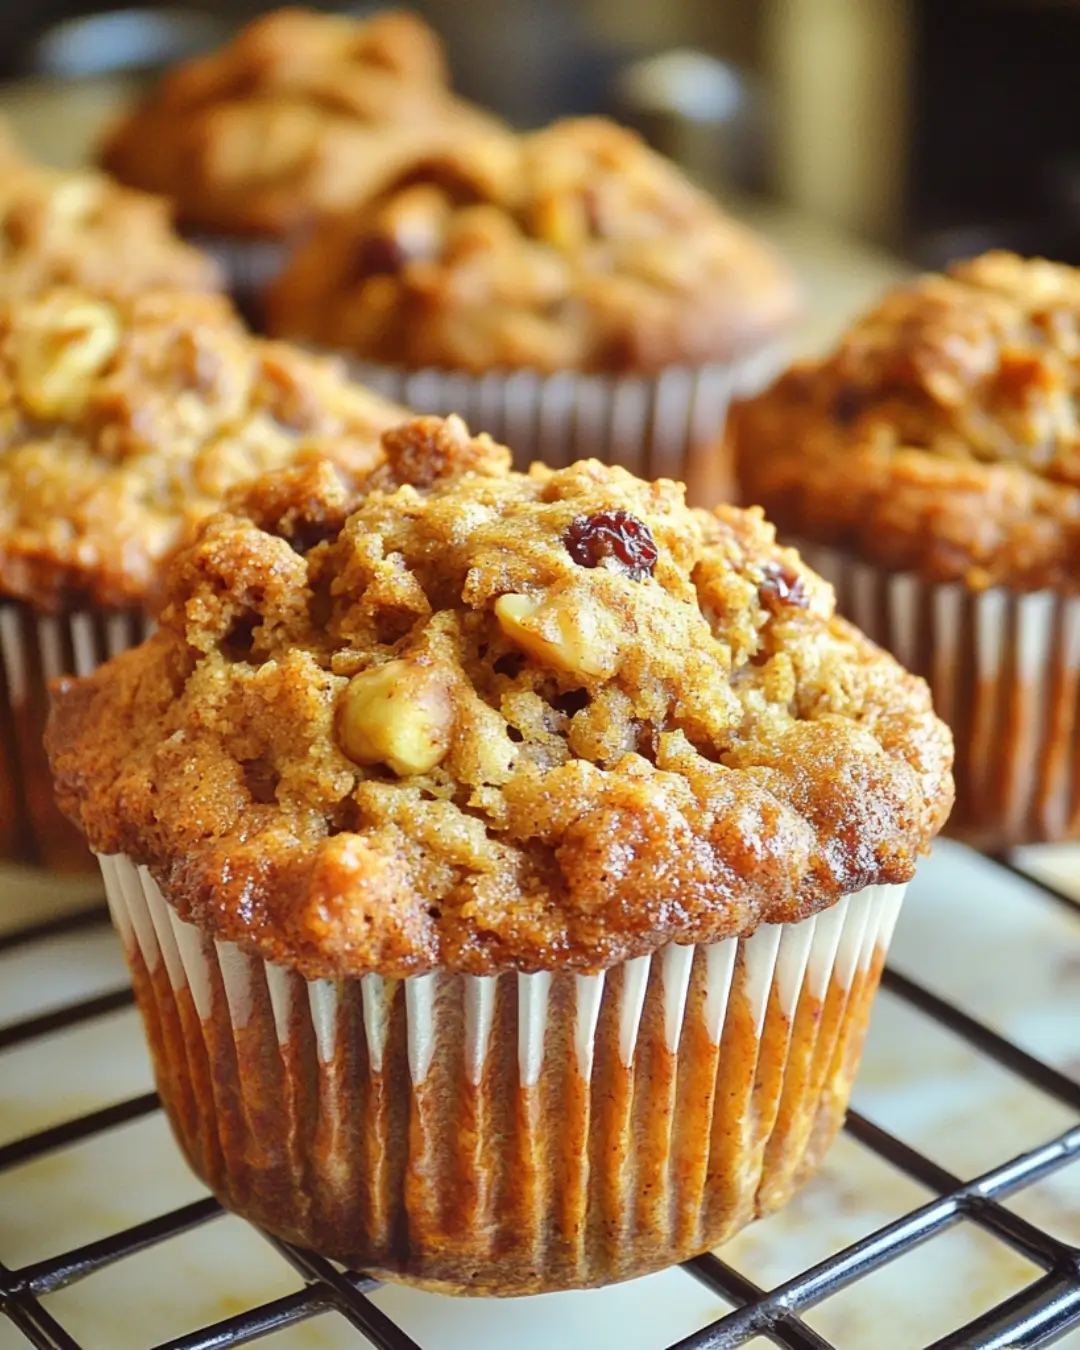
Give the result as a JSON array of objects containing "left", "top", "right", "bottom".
[
  {"left": 0, "top": 603, "right": 151, "bottom": 870},
  {"left": 342, "top": 347, "right": 788, "bottom": 507},
  {"left": 800, "top": 542, "right": 1080, "bottom": 847},
  {"left": 101, "top": 852, "right": 904, "bottom": 1294}
]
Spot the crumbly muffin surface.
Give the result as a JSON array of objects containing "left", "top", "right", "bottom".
[
  {"left": 99, "top": 8, "right": 499, "bottom": 238},
  {"left": 0, "top": 288, "right": 404, "bottom": 611},
  {"left": 735, "top": 251, "right": 1080, "bottom": 591},
  {"left": 0, "top": 132, "right": 221, "bottom": 299},
  {"left": 266, "top": 117, "right": 800, "bottom": 373},
  {"left": 49, "top": 415, "right": 953, "bottom": 977}
]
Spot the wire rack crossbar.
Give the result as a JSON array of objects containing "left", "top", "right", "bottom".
[{"left": 2, "top": 853, "right": 1079, "bottom": 1350}]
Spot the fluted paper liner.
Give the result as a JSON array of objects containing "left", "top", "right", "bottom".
[
  {"left": 345, "top": 349, "right": 787, "bottom": 508},
  {"left": 0, "top": 604, "right": 150, "bottom": 869},
  {"left": 800, "top": 542, "right": 1080, "bottom": 846},
  {"left": 100, "top": 853, "right": 904, "bottom": 1293}
]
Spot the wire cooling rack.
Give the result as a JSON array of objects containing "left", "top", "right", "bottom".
[{"left": 1, "top": 851, "right": 1079, "bottom": 1350}]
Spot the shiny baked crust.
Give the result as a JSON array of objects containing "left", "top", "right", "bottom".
[
  {"left": 0, "top": 288, "right": 405, "bottom": 612},
  {"left": 99, "top": 8, "right": 500, "bottom": 238},
  {"left": 0, "top": 128, "right": 221, "bottom": 299},
  {"left": 734, "top": 251, "right": 1080, "bottom": 592},
  {"left": 265, "top": 117, "right": 801, "bottom": 373},
  {"left": 48, "top": 415, "right": 953, "bottom": 977}
]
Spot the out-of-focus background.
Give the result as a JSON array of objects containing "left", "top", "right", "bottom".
[{"left": 1, "top": 0, "right": 1078, "bottom": 270}]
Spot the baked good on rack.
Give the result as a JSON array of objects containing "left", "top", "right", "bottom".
[
  {"left": 732, "top": 249, "right": 1080, "bottom": 843},
  {"left": 99, "top": 7, "right": 501, "bottom": 240},
  {"left": 49, "top": 413, "right": 952, "bottom": 1292}
]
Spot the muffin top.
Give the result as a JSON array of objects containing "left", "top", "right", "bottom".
[
  {"left": 0, "top": 288, "right": 404, "bottom": 613},
  {"left": 0, "top": 128, "right": 221, "bottom": 299},
  {"left": 265, "top": 117, "right": 801, "bottom": 373},
  {"left": 99, "top": 7, "right": 500, "bottom": 239},
  {"left": 48, "top": 415, "right": 953, "bottom": 978},
  {"left": 734, "top": 251, "right": 1080, "bottom": 592}
]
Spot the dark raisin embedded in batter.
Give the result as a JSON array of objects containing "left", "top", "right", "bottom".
[
  {"left": 564, "top": 510, "right": 658, "bottom": 581},
  {"left": 759, "top": 560, "right": 809, "bottom": 613}
]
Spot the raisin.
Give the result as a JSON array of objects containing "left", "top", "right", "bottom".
[
  {"left": 832, "top": 383, "right": 865, "bottom": 426},
  {"left": 352, "top": 233, "right": 407, "bottom": 281},
  {"left": 564, "top": 510, "right": 658, "bottom": 581},
  {"left": 759, "top": 560, "right": 809, "bottom": 613}
]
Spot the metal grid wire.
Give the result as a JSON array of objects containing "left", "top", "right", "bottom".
[{"left": 1, "top": 853, "right": 1079, "bottom": 1350}]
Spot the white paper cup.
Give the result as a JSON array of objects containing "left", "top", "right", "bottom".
[
  {"left": 0, "top": 603, "right": 150, "bottom": 869},
  {"left": 99, "top": 851, "right": 905, "bottom": 1294},
  {"left": 799, "top": 542, "right": 1080, "bottom": 846},
  {"left": 342, "top": 347, "right": 788, "bottom": 507}
]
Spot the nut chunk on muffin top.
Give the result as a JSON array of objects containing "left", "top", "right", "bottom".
[
  {"left": 266, "top": 117, "right": 800, "bottom": 373},
  {"left": 0, "top": 288, "right": 404, "bottom": 613},
  {"left": 99, "top": 7, "right": 500, "bottom": 239},
  {"left": 733, "top": 250, "right": 1080, "bottom": 592},
  {"left": 48, "top": 416, "right": 953, "bottom": 977}
]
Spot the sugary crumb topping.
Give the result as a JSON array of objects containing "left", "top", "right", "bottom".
[
  {"left": 735, "top": 251, "right": 1080, "bottom": 590},
  {"left": 49, "top": 416, "right": 953, "bottom": 975}
]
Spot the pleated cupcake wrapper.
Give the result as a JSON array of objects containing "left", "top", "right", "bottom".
[
  {"left": 182, "top": 233, "right": 288, "bottom": 328},
  {"left": 0, "top": 602, "right": 151, "bottom": 870},
  {"left": 342, "top": 348, "right": 789, "bottom": 507},
  {"left": 799, "top": 541, "right": 1080, "bottom": 846},
  {"left": 100, "top": 851, "right": 904, "bottom": 1293}
]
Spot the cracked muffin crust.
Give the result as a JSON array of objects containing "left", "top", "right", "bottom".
[
  {"left": 265, "top": 117, "right": 801, "bottom": 373},
  {"left": 48, "top": 415, "right": 953, "bottom": 977},
  {"left": 99, "top": 8, "right": 501, "bottom": 239},
  {"left": 734, "top": 251, "right": 1080, "bottom": 593},
  {"left": 0, "top": 287, "right": 405, "bottom": 613},
  {"left": 0, "top": 127, "right": 221, "bottom": 299}
]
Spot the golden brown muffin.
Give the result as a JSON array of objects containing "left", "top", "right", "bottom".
[
  {"left": 0, "top": 288, "right": 404, "bottom": 613},
  {"left": 99, "top": 8, "right": 501, "bottom": 240},
  {"left": 0, "top": 129, "right": 221, "bottom": 300},
  {"left": 48, "top": 415, "right": 952, "bottom": 1292},
  {"left": 734, "top": 250, "right": 1080, "bottom": 593},
  {"left": 0, "top": 286, "right": 404, "bottom": 870},
  {"left": 267, "top": 117, "right": 801, "bottom": 374},
  {"left": 732, "top": 250, "right": 1080, "bottom": 845},
  {"left": 50, "top": 414, "right": 951, "bottom": 970}
]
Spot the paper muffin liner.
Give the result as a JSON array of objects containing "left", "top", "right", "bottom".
[
  {"left": 799, "top": 542, "right": 1080, "bottom": 847},
  {"left": 100, "top": 851, "right": 905, "bottom": 1294},
  {"left": 183, "top": 233, "right": 288, "bottom": 328},
  {"left": 0, "top": 603, "right": 151, "bottom": 870},
  {"left": 344, "top": 348, "right": 788, "bottom": 508}
]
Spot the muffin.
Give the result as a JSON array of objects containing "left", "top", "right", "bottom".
[
  {"left": 47, "top": 414, "right": 952, "bottom": 1292},
  {"left": 0, "top": 286, "right": 404, "bottom": 869},
  {"left": 0, "top": 125, "right": 222, "bottom": 299},
  {"left": 266, "top": 117, "right": 801, "bottom": 503},
  {"left": 733, "top": 249, "right": 1080, "bottom": 845},
  {"left": 98, "top": 8, "right": 500, "bottom": 301}
]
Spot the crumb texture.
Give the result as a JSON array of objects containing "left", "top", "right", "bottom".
[
  {"left": 48, "top": 416, "right": 953, "bottom": 976},
  {"left": 99, "top": 8, "right": 500, "bottom": 238},
  {"left": 735, "top": 251, "right": 1080, "bottom": 592},
  {"left": 267, "top": 117, "right": 800, "bottom": 373},
  {"left": 0, "top": 123, "right": 221, "bottom": 298},
  {"left": 0, "top": 288, "right": 404, "bottom": 611}
]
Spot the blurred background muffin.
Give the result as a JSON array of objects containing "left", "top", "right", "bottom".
[
  {"left": 0, "top": 118, "right": 222, "bottom": 298},
  {"left": 268, "top": 116, "right": 800, "bottom": 503},
  {"left": 732, "top": 250, "right": 1080, "bottom": 848},
  {"left": 0, "top": 285, "right": 403, "bottom": 870},
  {"left": 97, "top": 8, "right": 502, "bottom": 302}
]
